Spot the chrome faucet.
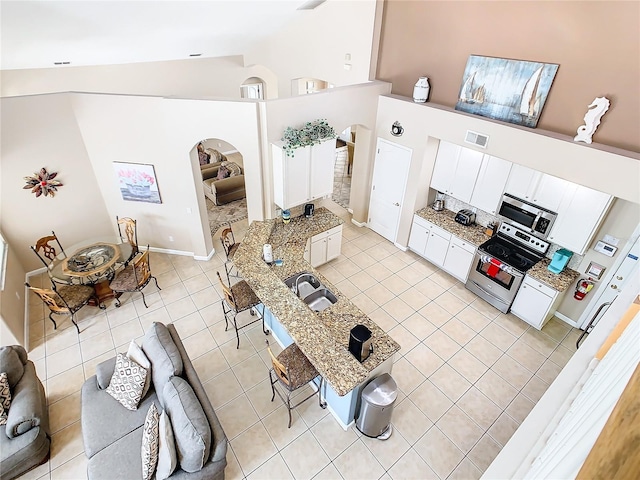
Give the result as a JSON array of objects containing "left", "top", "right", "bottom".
[{"left": 293, "top": 274, "right": 304, "bottom": 297}]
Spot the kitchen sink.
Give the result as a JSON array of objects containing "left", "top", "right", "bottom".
[
  {"left": 303, "top": 289, "right": 338, "bottom": 312},
  {"left": 283, "top": 272, "right": 337, "bottom": 312}
]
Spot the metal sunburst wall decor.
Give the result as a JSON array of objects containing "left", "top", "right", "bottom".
[{"left": 23, "top": 167, "right": 63, "bottom": 197}]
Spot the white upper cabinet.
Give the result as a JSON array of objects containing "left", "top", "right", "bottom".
[
  {"left": 431, "top": 141, "right": 483, "bottom": 203},
  {"left": 505, "top": 164, "right": 569, "bottom": 212},
  {"left": 548, "top": 184, "right": 613, "bottom": 255},
  {"left": 469, "top": 155, "right": 512, "bottom": 215},
  {"left": 272, "top": 139, "right": 335, "bottom": 210}
]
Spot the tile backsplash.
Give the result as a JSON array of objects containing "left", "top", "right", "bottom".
[{"left": 442, "top": 195, "right": 584, "bottom": 269}]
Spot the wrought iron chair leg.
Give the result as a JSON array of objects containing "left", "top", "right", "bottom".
[
  {"left": 71, "top": 314, "right": 80, "bottom": 334},
  {"left": 152, "top": 276, "right": 161, "bottom": 291},
  {"left": 222, "top": 302, "right": 230, "bottom": 331},
  {"left": 140, "top": 291, "right": 148, "bottom": 308},
  {"left": 234, "top": 314, "right": 240, "bottom": 349},
  {"left": 49, "top": 312, "right": 57, "bottom": 330},
  {"left": 115, "top": 295, "right": 122, "bottom": 308},
  {"left": 269, "top": 370, "right": 276, "bottom": 402},
  {"left": 286, "top": 392, "right": 293, "bottom": 428}
]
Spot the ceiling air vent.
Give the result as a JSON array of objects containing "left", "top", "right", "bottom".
[{"left": 464, "top": 130, "right": 489, "bottom": 148}]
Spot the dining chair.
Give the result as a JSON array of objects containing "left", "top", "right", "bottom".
[
  {"left": 216, "top": 262, "right": 267, "bottom": 349},
  {"left": 30, "top": 231, "right": 72, "bottom": 285},
  {"left": 109, "top": 246, "right": 160, "bottom": 308},
  {"left": 116, "top": 216, "right": 139, "bottom": 264},
  {"left": 266, "top": 339, "right": 326, "bottom": 428},
  {"left": 25, "top": 281, "right": 97, "bottom": 334}
]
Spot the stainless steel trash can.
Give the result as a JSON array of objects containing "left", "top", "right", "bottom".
[{"left": 356, "top": 373, "right": 397, "bottom": 439}]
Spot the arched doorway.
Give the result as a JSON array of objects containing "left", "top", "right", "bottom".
[
  {"left": 193, "top": 138, "right": 248, "bottom": 238},
  {"left": 240, "top": 76, "right": 265, "bottom": 99}
]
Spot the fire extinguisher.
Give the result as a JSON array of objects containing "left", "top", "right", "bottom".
[{"left": 574, "top": 278, "right": 594, "bottom": 300}]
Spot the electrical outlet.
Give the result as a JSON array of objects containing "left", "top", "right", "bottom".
[{"left": 168, "top": 236, "right": 174, "bottom": 242}]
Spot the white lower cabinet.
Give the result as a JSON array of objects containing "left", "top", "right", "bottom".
[
  {"left": 424, "top": 224, "right": 450, "bottom": 267},
  {"left": 408, "top": 215, "right": 477, "bottom": 282},
  {"left": 510, "top": 275, "right": 561, "bottom": 330},
  {"left": 309, "top": 225, "right": 343, "bottom": 267},
  {"left": 443, "top": 236, "right": 476, "bottom": 282}
]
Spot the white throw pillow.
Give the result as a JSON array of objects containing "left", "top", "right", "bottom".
[
  {"left": 141, "top": 402, "right": 160, "bottom": 480},
  {"left": 156, "top": 410, "right": 178, "bottom": 480},
  {"left": 127, "top": 340, "right": 151, "bottom": 399},
  {"left": 105, "top": 353, "right": 147, "bottom": 411}
]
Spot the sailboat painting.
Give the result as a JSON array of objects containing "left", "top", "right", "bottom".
[{"left": 455, "top": 55, "right": 559, "bottom": 128}]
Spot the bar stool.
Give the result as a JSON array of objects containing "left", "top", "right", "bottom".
[
  {"left": 216, "top": 263, "right": 268, "bottom": 349},
  {"left": 266, "top": 339, "right": 326, "bottom": 428},
  {"left": 220, "top": 222, "right": 240, "bottom": 278}
]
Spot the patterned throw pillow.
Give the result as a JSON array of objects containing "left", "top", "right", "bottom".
[
  {"left": 222, "top": 161, "right": 242, "bottom": 177},
  {"left": 216, "top": 165, "right": 230, "bottom": 180},
  {"left": 106, "top": 353, "right": 147, "bottom": 411},
  {"left": 0, "top": 372, "right": 11, "bottom": 426},
  {"left": 141, "top": 402, "right": 160, "bottom": 480}
]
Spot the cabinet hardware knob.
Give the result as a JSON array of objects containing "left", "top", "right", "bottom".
[
  {"left": 611, "top": 284, "right": 618, "bottom": 289},
  {"left": 617, "top": 276, "right": 623, "bottom": 280},
  {"left": 394, "top": 202, "right": 400, "bottom": 206}
]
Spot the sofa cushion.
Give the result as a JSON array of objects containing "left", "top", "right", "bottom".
[
  {"left": 127, "top": 341, "right": 152, "bottom": 399},
  {"left": 163, "top": 376, "right": 211, "bottom": 473},
  {"left": 206, "top": 149, "right": 227, "bottom": 163},
  {"left": 141, "top": 403, "right": 159, "bottom": 480},
  {"left": 105, "top": 353, "right": 147, "bottom": 411},
  {"left": 142, "top": 323, "right": 183, "bottom": 408},
  {"left": 81, "top": 378, "right": 158, "bottom": 459},
  {"left": 0, "top": 372, "right": 11, "bottom": 426},
  {"left": 0, "top": 346, "right": 27, "bottom": 388},
  {"left": 156, "top": 410, "right": 177, "bottom": 480}
]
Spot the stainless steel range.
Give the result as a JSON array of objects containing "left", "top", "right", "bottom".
[{"left": 465, "top": 223, "right": 549, "bottom": 313}]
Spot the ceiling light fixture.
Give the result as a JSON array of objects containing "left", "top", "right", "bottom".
[{"left": 297, "top": 0, "right": 326, "bottom": 10}]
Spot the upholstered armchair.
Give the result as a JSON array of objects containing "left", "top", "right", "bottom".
[{"left": 0, "top": 345, "right": 50, "bottom": 480}]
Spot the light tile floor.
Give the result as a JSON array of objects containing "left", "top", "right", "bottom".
[{"left": 24, "top": 199, "right": 580, "bottom": 480}]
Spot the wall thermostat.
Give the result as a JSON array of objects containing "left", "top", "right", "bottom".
[{"left": 594, "top": 240, "right": 617, "bottom": 257}]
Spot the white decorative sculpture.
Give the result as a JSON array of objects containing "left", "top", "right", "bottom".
[{"left": 574, "top": 97, "right": 610, "bottom": 144}]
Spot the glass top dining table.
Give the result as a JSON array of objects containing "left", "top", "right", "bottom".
[{"left": 48, "top": 238, "right": 133, "bottom": 285}]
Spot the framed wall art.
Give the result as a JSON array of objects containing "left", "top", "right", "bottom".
[
  {"left": 455, "top": 55, "right": 559, "bottom": 128},
  {"left": 113, "top": 162, "right": 162, "bottom": 204}
]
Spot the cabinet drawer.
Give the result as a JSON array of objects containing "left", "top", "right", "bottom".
[
  {"left": 523, "top": 276, "right": 557, "bottom": 297},
  {"left": 450, "top": 236, "right": 475, "bottom": 255},
  {"left": 413, "top": 214, "right": 430, "bottom": 230},
  {"left": 325, "top": 225, "right": 343, "bottom": 237},
  {"left": 428, "top": 224, "right": 452, "bottom": 242}
]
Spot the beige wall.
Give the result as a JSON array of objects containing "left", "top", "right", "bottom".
[
  {"left": 246, "top": 0, "right": 377, "bottom": 98},
  {"left": 0, "top": 240, "right": 27, "bottom": 346},
  {"left": 0, "top": 56, "right": 280, "bottom": 100},
  {"left": 377, "top": 1, "right": 640, "bottom": 152}
]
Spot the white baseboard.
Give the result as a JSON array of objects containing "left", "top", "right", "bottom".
[
  {"left": 194, "top": 248, "right": 216, "bottom": 261},
  {"left": 554, "top": 311, "right": 580, "bottom": 328},
  {"left": 351, "top": 219, "right": 367, "bottom": 228},
  {"left": 148, "top": 246, "right": 193, "bottom": 257},
  {"left": 394, "top": 243, "right": 408, "bottom": 251},
  {"left": 347, "top": 208, "right": 354, "bottom": 214}
]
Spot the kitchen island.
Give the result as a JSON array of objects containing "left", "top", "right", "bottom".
[{"left": 233, "top": 207, "right": 400, "bottom": 428}]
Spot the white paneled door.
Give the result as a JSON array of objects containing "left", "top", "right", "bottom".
[{"left": 368, "top": 138, "right": 411, "bottom": 243}]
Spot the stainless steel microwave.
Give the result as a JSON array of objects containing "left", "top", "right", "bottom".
[{"left": 498, "top": 193, "right": 557, "bottom": 239}]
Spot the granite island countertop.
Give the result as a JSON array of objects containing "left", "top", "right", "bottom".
[
  {"left": 527, "top": 258, "right": 580, "bottom": 292},
  {"left": 415, "top": 207, "right": 490, "bottom": 246},
  {"left": 233, "top": 207, "right": 401, "bottom": 396}
]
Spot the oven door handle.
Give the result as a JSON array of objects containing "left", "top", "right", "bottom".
[{"left": 469, "top": 280, "right": 513, "bottom": 303}]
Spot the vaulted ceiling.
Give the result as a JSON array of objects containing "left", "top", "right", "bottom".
[{"left": 1, "top": 0, "right": 320, "bottom": 70}]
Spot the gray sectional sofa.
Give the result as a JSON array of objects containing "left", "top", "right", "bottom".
[
  {"left": 81, "top": 323, "right": 227, "bottom": 480},
  {"left": 0, "top": 345, "right": 50, "bottom": 480}
]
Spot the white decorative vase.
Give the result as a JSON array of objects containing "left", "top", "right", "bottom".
[{"left": 413, "top": 77, "right": 430, "bottom": 103}]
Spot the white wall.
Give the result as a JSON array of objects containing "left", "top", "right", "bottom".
[
  {"left": 0, "top": 241, "right": 27, "bottom": 346},
  {"left": 245, "top": 0, "right": 377, "bottom": 98},
  {"left": 1, "top": 56, "right": 280, "bottom": 100}
]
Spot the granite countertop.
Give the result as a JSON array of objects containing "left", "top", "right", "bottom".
[
  {"left": 527, "top": 258, "right": 580, "bottom": 292},
  {"left": 233, "top": 207, "right": 401, "bottom": 396},
  {"left": 415, "top": 207, "right": 490, "bottom": 246}
]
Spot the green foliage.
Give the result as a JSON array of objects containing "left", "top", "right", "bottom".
[{"left": 281, "top": 119, "right": 337, "bottom": 156}]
